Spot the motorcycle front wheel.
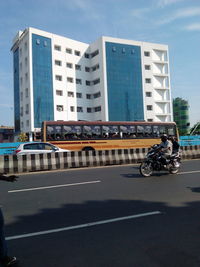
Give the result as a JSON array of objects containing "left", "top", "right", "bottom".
[
  {"left": 140, "top": 161, "right": 153, "bottom": 177},
  {"left": 168, "top": 162, "right": 180, "bottom": 174}
]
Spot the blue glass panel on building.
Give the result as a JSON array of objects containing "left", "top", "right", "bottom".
[
  {"left": 13, "top": 48, "right": 20, "bottom": 132},
  {"left": 105, "top": 42, "right": 144, "bottom": 121},
  {"left": 32, "top": 34, "right": 54, "bottom": 128}
]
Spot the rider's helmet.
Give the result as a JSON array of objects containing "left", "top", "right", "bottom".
[{"left": 161, "top": 134, "right": 168, "bottom": 142}]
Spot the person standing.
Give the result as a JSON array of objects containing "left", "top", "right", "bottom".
[{"left": 0, "top": 174, "right": 18, "bottom": 267}]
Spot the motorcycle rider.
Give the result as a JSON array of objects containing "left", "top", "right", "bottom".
[
  {"left": 158, "top": 134, "right": 173, "bottom": 167},
  {"left": 169, "top": 136, "right": 180, "bottom": 153}
]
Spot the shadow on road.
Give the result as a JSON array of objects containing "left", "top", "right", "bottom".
[
  {"left": 3, "top": 196, "right": 200, "bottom": 267},
  {"left": 187, "top": 186, "right": 200, "bottom": 193}
]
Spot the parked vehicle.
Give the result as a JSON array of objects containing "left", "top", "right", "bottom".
[
  {"left": 139, "top": 144, "right": 181, "bottom": 177},
  {"left": 13, "top": 142, "right": 70, "bottom": 156}
]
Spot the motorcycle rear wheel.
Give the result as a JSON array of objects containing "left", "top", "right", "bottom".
[{"left": 140, "top": 162, "right": 153, "bottom": 177}]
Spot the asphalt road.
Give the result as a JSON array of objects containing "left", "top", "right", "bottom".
[{"left": 1, "top": 160, "right": 200, "bottom": 267}]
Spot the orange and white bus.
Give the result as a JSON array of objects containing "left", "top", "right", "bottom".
[{"left": 42, "top": 121, "right": 178, "bottom": 151}]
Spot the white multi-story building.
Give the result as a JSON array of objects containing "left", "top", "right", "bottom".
[{"left": 11, "top": 27, "right": 173, "bottom": 138}]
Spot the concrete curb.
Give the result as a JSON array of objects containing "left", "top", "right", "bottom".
[{"left": 0, "top": 146, "right": 199, "bottom": 174}]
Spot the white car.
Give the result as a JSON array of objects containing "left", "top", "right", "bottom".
[{"left": 13, "top": 142, "right": 70, "bottom": 155}]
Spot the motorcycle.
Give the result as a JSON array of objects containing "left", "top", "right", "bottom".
[{"left": 139, "top": 144, "right": 181, "bottom": 177}]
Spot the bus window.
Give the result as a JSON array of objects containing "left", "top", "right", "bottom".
[
  {"left": 153, "top": 126, "right": 159, "bottom": 137},
  {"left": 137, "top": 125, "right": 145, "bottom": 137},
  {"left": 83, "top": 125, "right": 92, "bottom": 138},
  {"left": 153, "top": 125, "right": 167, "bottom": 137},
  {"left": 120, "top": 125, "right": 136, "bottom": 138},
  {"left": 47, "top": 125, "right": 62, "bottom": 140},
  {"left": 159, "top": 126, "right": 167, "bottom": 135},
  {"left": 168, "top": 126, "right": 175, "bottom": 136},
  {"left": 144, "top": 125, "right": 153, "bottom": 137},
  {"left": 102, "top": 125, "right": 119, "bottom": 138},
  {"left": 46, "top": 126, "right": 54, "bottom": 140},
  {"left": 63, "top": 125, "right": 82, "bottom": 139},
  {"left": 109, "top": 126, "right": 119, "bottom": 138},
  {"left": 91, "top": 125, "right": 101, "bottom": 138}
]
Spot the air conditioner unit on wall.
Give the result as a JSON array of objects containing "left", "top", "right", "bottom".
[{"left": 57, "top": 107, "right": 63, "bottom": 112}]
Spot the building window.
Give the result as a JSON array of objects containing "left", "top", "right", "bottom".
[
  {"left": 56, "top": 90, "right": 63, "bottom": 96},
  {"left": 147, "top": 105, "right": 153, "bottom": 111},
  {"left": 122, "top": 48, "right": 126, "bottom": 53},
  {"left": 94, "top": 92, "right": 101, "bottom": 98},
  {"left": 20, "top": 92, "right": 23, "bottom": 101},
  {"left": 87, "top": 107, "right": 92, "bottom": 113},
  {"left": 145, "top": 78, "right": 151, "bottom": 84},
  {"left": 76, "top": 78, "right": 82, "bottom": 85},
  {"left": 85, "top": 53, "right": 90, "bottom": 58},
  {"left": 36, "top": 39, "right": 40, "bottom": 45},
  {"left": 86, "top": 94, "right": 92, "bottom": 99},
  {"left": 93, "top": 78, "right": 100, "bottom": 85},
  {"left": 66, "top": 48, "right": 72, "bottom": 54},
  {"left": 75, "top": 64, "right": 81, "bottom": 71},
  {"left": 68, "top": 91, "right": 74, "bottom": 97},
  {"left": 76, "top": 92, "right": 82, "bottom": 98},
  {"left": 70, "top": 106, "right": 75, "bottom": 112},
  {"left": 24, "top": 42, "right": 28, "bottom": 51},
  {"left": 25, "top": 57, "right": 28, "bottom": 67},
  {"left": 26, "top": 120, "right": 29, "bottom": 127},
  {"left": 91, "top": 50, "right": 99, "bottom": 58},
  {"left": 77, "top": 106, "right": 83, "bottom": 112},
  {"left": 146, "top": 92, "right": 152, "bottom": 97},
  {"left": 25, "top": 72, "right": 28, "bottom": 82},
  {"left": 25, "top": 88, "right": 29, "bottom": 97},
  {"left": 67, "top": 77, "right": 73, "bottom": 83},
  {"left": 94, "top": 106, "right": 101, "bottom": 112},
  {"left": 147, "top": 119, "right": 153, "bottom": 122},
  {"left": 55, "top": 60, "right": 62, "bottom": 66},
  {"left": 74, "top": 50, "right": 81, "bottom": 56},
  {"left": 44, "top": 41, "right": 47, "bottom": 47},
  {"left": 86, "top": 80, "right": 91, "bottom": 86},
  {"left": 91, "top": 64, "right": 100, "bottom": 72},
  {"left": 145, "top": 65, "right": 151, "bottom": 70},
  {"left": 25, "top": 104, "right": 29, "bottom": 114},
  {"left": 54, "top": 45, "right": 61, "bottom": 51},
  {"left": 144, "top": 51, "right": 150, "bottom": 57},
  {"left": 20, "top": 107, "right": 23, "bottom": 116},
  {"left": 66, "top": 62, "right": 73, "bottom": 68},
  {"left": 85, "top": 67, "right": 90, "bottom": 72},
  {"left": 55, "top": 75, "right": 62, "bottom": 81},
  {"left": 112, "top": 47, "right": 116, "bottom": 52},
  {"left": 57, "top": 105, "right": 63, "bottom": 111}
]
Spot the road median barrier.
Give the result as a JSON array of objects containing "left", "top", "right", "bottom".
[{"left": 0, "top": 145, "right": 199, "bottom": 174}]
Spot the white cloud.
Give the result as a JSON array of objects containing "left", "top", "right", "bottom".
[
  {"left": 185, "top": 23, "right": 200, "bottom": 31},
  {"left": 60, "top": 0, "right": 103, "bottom": 20},
  {"left": 158, "top": 7, "right": 200, "bottom": 25},
  {"left": 157, "top": 0, "right": 185, "bottom": 7}
]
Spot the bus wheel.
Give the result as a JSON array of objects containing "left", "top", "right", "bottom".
[{"left": 82, "top": 147, "right": 95, "bottom": 151}]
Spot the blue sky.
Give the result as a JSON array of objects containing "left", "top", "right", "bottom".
[{"left": 0, "top": 0, "right": 199, "bottom": 127}]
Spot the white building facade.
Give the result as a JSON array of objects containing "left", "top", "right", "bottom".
[{"left": 11, "top": 27, "right": 173, "bottom": 137}]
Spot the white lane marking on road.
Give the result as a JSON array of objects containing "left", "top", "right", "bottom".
[
  {"left": 6, "top": 211, "right": 161, "bottom": 241},
  {"left": 8, "top": 180, "right": 101, "bottom": 193},
  {"left": 178, "top": 170, "right": 200, "bottom": 175}
]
